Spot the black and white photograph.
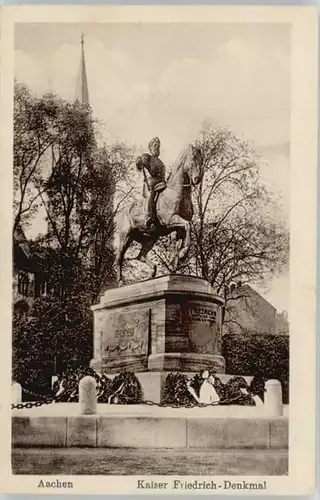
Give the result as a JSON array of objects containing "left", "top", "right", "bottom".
[{"left": 0, "top": 4, "right": 317, "bottom": 496}]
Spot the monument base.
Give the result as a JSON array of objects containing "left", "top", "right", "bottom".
[
  {"left": 91, "top": 275, "right": 226, "bottom": 380},
  {"left": 136, "top": 372, "right": 167, "bottom": 404},
  {"left": 90, "top": 353, "right": 225, "bottom": 376},
  {"left": 147, "top": 353, "right": 225, "bottom": 372},
  {"left": 90, "top": 355, "right": 148, "bottom": 374}
]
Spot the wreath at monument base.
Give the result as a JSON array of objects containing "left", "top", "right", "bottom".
[
  {"left": 52, "top": 366, "right": 265, "bottom": 406},
  {"left": 163, "top": 372, "right": 202, "bottom": 406},
  {"left": 102, "top": 371, "right": 143, "bottom": 404},
  {"left": 163, "top": 372, "right": 265, "bottom": 406},
  {"left": 53, "top": 366, "right": 142, "bottom": 404}
]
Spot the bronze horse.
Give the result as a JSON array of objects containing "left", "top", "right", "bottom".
[{"left": 116, "top": 144, "right": 203, "bottom": 282}]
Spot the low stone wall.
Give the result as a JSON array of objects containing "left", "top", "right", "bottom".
[
  {"left": 12, "top": 415, "right": 288, "bottom": 449},
  {"left": 11, "top": 402, "right": 289, "bottom": 418}
]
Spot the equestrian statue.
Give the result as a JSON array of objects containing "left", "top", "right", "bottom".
[{"left": 116, "top": 137, "right": 203, "bottom": 282}]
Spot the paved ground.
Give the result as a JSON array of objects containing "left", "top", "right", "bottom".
[{"left": 12, "top": 448, "right": 288, "bottom": 476}]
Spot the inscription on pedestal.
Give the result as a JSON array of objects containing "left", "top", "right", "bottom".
[
  {"left": 164, "top": 299, "right": 221, "bottom": 355},
  {"left": 186, "top": 302, "right": 220, "bottom": 355},
  {"left": 189, "top": 306, "right": 216, "bottom": 323}
]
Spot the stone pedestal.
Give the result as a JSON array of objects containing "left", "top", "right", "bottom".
[{"left": 90, "top": 275, "right": 225, "bottom": 377}]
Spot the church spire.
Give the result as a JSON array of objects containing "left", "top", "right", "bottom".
[{"left": 75, "top": 33, "right": 89, "bottom": 104}]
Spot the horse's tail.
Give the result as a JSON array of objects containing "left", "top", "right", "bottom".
[
  {"left": 117, "top": 203, "right": 134, "bottom": 233},
  {"left": 116, "top": 201, "right": 141, "bottom": 281},
  {"left": 127, "top": 202, "right": 135, "bottom": 225}
]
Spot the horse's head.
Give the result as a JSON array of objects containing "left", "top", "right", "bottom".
[
  {"left": 170, "top": 144, "right": 203, "bottom": 187},
  {"left": 186, "top": 144, "right": 204, "bottom": 186}
]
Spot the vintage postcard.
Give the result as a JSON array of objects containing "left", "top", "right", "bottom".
[{"left": 0, "top": 4, "right": 317, "bottom": 496}]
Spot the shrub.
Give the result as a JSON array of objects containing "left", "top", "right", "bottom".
[
  {"left": 12, "top": 295, "right": 93, "bottom": 400},
  {"left": 222, "top": 333, "right": 289, "bottom": 403}
]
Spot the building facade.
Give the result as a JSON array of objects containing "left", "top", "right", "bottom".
[
  {"left": 223, "top": 284, "right": 277, "bottom": 336},
  {"left": 13, "top": 225, "right": 48, "bottom": 315},
  {"left": 275, "top": 310, "right": 290, "bottom": 335}
]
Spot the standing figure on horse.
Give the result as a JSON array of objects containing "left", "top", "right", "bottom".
[{"left": 136, "top": 137, "right": 167, "bottom": 230}]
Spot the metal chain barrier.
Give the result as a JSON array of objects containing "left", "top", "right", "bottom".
[
  {"left": 11, "top": 386, "right": 57, "bottom": 410},
  {"left": 12, "top": 374, "right": 248, "bottom": 410},
  {"left": 142, "top": 395, "right": 243, "bottom": 408},
  {"left": 12, "top": 389, "right": 243, "bottom": 410},
  {"left": 11, "top": 401, "right": 54, "bottom": 410}
]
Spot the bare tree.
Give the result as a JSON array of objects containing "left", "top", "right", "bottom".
[
  {"left": 13, "top": 82, "right": 60, "bottom": 232},
  {"left": 88, "top": 143, "right": 136, "bottom": 298},
  {"left": 14, "top": 81, "right": 137, "bottom": 301},
  {"left": 151, "top": 122, "right": 289, "bottom": 312},
  {"left": 36, "top": 100, "right": 136, "bottom": 301}
]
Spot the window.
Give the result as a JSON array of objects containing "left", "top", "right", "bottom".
[{"left": 17, "top": 271, "right": 29, "bottom": 296}]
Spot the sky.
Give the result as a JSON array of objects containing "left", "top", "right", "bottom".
[{"left": 14, "top": 22, "right": 291, "bottom": 313}]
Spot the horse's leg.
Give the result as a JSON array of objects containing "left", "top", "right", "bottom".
[
  {"left": 173, "top": 235, "right": 183, "bottom": 271},
  {"left": 136, "top": 238, "right": 157, "bottom": 279},
  {"left": 167, "top": 216, "right": 191, "bottom": 268},
  {"left": 179, "top": 220, "right": 191, "bottom": 261}
]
